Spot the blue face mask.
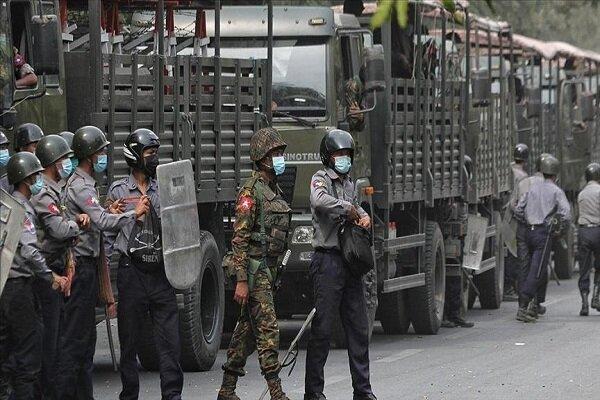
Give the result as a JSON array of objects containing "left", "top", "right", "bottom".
[
  {"left": 334, "top": 155, "right": 352, "bottom": 175},
  {"left": 70, "top": 157, "right": 79, "bottom": 171},
  {"left": 272, "top": 156, "right": 286, "bottom": 176},
  {"left": 58, "top": 158, "right": 73, "bottom": 179},
  {"left": 93, "top": 154, "right": 108, "bottom": 173},
  {"left": 29, "top": 174, "right": 44, "bottom": 195},
  {"left": 0, "top": 149, "right": 9, "bottom": 167}
]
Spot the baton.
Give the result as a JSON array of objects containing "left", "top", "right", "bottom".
[
  {"left": 258, "top": 308, "right": 317, "bottom": 400},
  {"left": 105, "top": 305, "right": 118, "bottom": 372},
  {"left": 273, "top": 250, "right": 292, "bottom": 293},
  {"left": 536, "top": 220, "right": 558, "bottom": 280}
]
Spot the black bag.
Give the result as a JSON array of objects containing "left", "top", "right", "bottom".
[
  {"left": 338, "top": 221, "right": 374, "bottom": 276},
  {"left": 127, "top": 201, "right": 163, "bottom": 270}
]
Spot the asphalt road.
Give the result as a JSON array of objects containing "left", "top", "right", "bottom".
[{"left": 93, "top": 276, "right": 600, "bottom": 400}]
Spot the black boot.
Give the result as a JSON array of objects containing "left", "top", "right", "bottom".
[
  {"left": 580, "top": 291, "right": 590, "bottom": 316},
  {"left": 591, "top": 276, "right": 600, "bottom": 310},
  {"left": 527, "top": 300, "right": 539, "bottom": 319},
  {"left": 516, "top": 298, "right": 536, "bottom": 323}
]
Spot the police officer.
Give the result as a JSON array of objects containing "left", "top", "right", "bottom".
[
  {"left": 305, "top": 129, "right": 376, "bottom": 400},
  {"left": 105, "top": 129, "right": 183, "bottom": 400},
  {"left": 576, "top": 162, "right": 600, "bottom": 316},
  {"left": 514, "top": 155, "right": 571, "bottom": 322},
  {"left": 218, "top": 127, "right": 291, "bottom": 400},
  {"left": 0, "top": 152, "right": 68, "bottom": 399},
  {"left": 54, "top": 126, "right": 149, "bottom": 399},
  {"left": 58, "top": 131, "right": 79, "bottom": 175},
  {"left": 0, "top": 129, "right": 10, "bottom": 192},
  {"left": 32, "top": 134, "right": 89, "bottom": 399},
  {"left": 504, "top": 144, "right": 530, "bottom": 301},
  {"left": 14, "top": 122, "right": 44, "bottom": 153}
]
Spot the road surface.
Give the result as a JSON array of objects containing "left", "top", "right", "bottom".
[{"left": 93, "top": 276, "right": 600, "bottom": 399}]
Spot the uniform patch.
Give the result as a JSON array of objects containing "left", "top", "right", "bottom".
[
  {"left": 312, "top": 179, "right": 325, "bottom": 189},
  {"left": 236, "top": 195, "right": 254, "bottom": 213},
  {"left": 23, "top": 217, "right": 35, "bottom": 233},
  {"left": 48, "top": 203, "right": 60, "bottom": 215},
  {"left": 85, "top": 196, "right": 99, "bottom": 207}
]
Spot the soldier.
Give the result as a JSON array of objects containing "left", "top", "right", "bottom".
[
  {"left": 14, "top": 122, "right": 44, "bottom": 153},
  {"left": 32, "top": 134, "right": 89, "bottom": 399},
  {"left": 218, "top": 127, "right": 291, "bottom": 400},
  {"left": 104, "top": 129, "right": 183, "bottom": 400},
  {"left": 345, "top": 73, "right": 365, "bottom": 133},
  {"left": 576, "top": 162, "right": 600, "bottom": 316},
  {"left": 0, "top": 129, "right": 9, "bottom": 192},
  {"left": 54, "top": 126, "right": 149, "bottom": 400},
  {"left": 504, "top": 144, "right": 530, "bottom": 301},
  {"left": 305, "top": 129, "right": 376, "bottom": 400},
  {"left": 514, "top": 155, "right": 571, "bottom": 322},
  {"left": 0, "top": 152, "right": 68, "bottom": 399}
]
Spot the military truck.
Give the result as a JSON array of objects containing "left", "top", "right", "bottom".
[
  {"left": 159, "top": 1, "right": 514, "bottom": 342},
  {"left": 0, "top": 0, "right": 268, "bottom": 371},
  {"left": 511, "top": 35, "right": 600, "bottom": 278}
]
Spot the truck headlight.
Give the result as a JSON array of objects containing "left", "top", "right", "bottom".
[{"left": 292, "top": 226, "right": 315, "bottom": 244}]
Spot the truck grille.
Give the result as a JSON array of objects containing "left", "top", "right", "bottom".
[{"left": 278, "top": 166, "right": 297, "bottom": 205}]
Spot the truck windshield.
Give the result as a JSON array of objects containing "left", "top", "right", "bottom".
[
  {"left": 0, "top": 2, "right": 12, "bottom": 113},
  {"left": 206, "top": 37, "right": 328, "bottom": 118}
]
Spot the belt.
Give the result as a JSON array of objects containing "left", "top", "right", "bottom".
[{"left": 579, "top": 224, "right": 600, "bottom": 228}]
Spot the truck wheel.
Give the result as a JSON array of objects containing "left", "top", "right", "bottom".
[
  {"left": 179, "top": 231, "right": 224, "bottom": 371},
  {"left": 476, "top": 214, "right": 504, "bottom": 309},
  {"left": 553, "top": 223, "right": 574, "bottom": 279},
  {"left": 379, "top": 290, "right": 410, "bottom": 334},
  {"left": 331, "top": 269, "right": 378, "bottom": 348},
  {"left": 408, "top": 221, "right": 445, "bottom": 335}
]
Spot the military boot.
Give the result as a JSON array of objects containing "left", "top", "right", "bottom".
[
  {"left": 591, "top": 276, "right": 600, "bottom": 310},
  {"left": 527, "top": 300, "right": 539, "bottom": 319},
  {"left": 516, "top": 306, "right": 536, "bottom": 322},
  {"left": 267, "top": 377, "right": 289, "bottom": 400},
  {"left": 217, "top": 373, "right": 240, "bottom": 400},
  {"left": 580, "top": 291, "right": 590, "bottom": 316}
]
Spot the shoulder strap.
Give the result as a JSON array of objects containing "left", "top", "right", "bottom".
[{"left": 254, "top": 179, "right": 267, "bottom": 261}]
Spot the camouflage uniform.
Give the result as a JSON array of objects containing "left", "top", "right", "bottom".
[
  {"left": 345, "top": 76, "right": 365, "bottom": 132},
  {"left": 223, "top": 171, "right": 291, "bottom": 378}
]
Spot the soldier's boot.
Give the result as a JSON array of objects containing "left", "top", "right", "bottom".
[
  {"left": 267, "top": 377, "right": 290, "bottom": 400},
  {"left": 217, "top": 373, "right": 241, "bottom": 400},
  {"left": 516, "top": 306, "right": 536, "bottom": 322},
  {"left": 591, "top": 276, "right": 600, "bottom": 310},
  {"left": 526, "top": 300, "right": 539, "bottom": 319},
  {"left": 580, "top": 291, "right": 590, "bottom": 317}
]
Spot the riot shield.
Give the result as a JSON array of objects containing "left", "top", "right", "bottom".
[
  {"left": 0, "top": 189, "right": 26, "bottom": 296},
  {"left": 501, "top": 208, "right": 518, "bottom": 257},
  {"left": 156, "top": 160, "right": 202, "bottom": 290},
  {"left": 462, "top": 214, "right": 489, "bottom": 271}
]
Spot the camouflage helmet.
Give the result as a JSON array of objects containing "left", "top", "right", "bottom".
[
  {"left": 535, "top": 153, "right": 551, "bottom": 172},
  {"left": 249, "top": 127, "right": 287, "bottom": 162},
  {"left": 14, "top": 123, "right": 44, "bottom": 151},
  {"left": 540, "top": 154, "right": 560, "bottom": 176},
  {"left": 585, "top": 162, "right": 600, "bottom": 182},
  {"left": 513, "top": 143, "right": 529, "bottom": 162},
  {"left": 7, "top": 151, "right": 44, "bottom": 185}
]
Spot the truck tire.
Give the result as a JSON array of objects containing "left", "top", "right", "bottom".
[
  {"left": 379, "top": 290, "right": 410, "bottom": 334},
  {"left": 476, "top": 214, "right": 504, "bottom": 309},
  {"left": 179, "top": 231, "right": 224, "bottom": 371},
  {"left": 408, "top": 221, "right": 445, "bottom": 335},
  {"left": 553, "top": 223, "right": 574, "bottom": 279}
]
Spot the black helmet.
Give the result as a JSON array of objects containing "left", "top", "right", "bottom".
[
  {"left": 124, "top": 128, "right": 160, "bottom": 170},
  {"left": 0, "top": 129, "right": 9, "bottom": 146},
  {"left": 535, "top": 153, "right": 551, "bottom": 172},
  {"left": 319, "top": 129, "right": 355, "bottom": 167},
  {"left": 72, "top": 126, "right": 110, "bottom": 160},
  {"left": 540, "top": 154, "right": 560, "bottom": 176},
  {"left": 58, "top": 131, "right": 75, "bottom": 149},
  {"left": 14, "top": 123, "right": 44, "bottom": 151},
  {"left": 585, "top": 162, "right": 600, "bottom": 182},
  {"left": 7, "top": 151, "right": 44, "bottom": 185},
  {"left": 513, "top": 143, "right": 529, "bottom": 162},
  {"left": 35, "top": 135, "right": 73, "bottom": 168}
]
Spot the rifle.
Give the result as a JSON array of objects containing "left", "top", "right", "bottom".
[{"left": 258, "top": 308, "right": 317, "bottom": 400}]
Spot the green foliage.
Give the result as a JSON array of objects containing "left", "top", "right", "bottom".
[{"left": 370, "top": 0, "right": 456, "bottom": 29}]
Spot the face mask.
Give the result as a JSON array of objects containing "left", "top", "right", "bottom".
[
  {"left": 58, "top": 158, "right": 73, "bottom": 179},
  {"left": 70, "top": 157, "right": 79, "bottom": 171},
  {"left": 272, "top": 156, "right": 286, "bottom": 176},
  {"left": 143, "top": 153, "right": 159, "bottom": 177},
  {"left": 334, "top": 155, "right": 352, "bottom": 175},
  {"left": 93, "top": 154, "right": 108, "bottom": 173},
  {"left": 29, "top": 174, "right": 44, "bottom": 195},
  {"left": 0, "top": 149, "right": 9, "bottom": 167}
]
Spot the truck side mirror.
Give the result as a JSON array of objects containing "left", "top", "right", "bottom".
[
  {"left": 362, "top": 45, "right": 386, "bottom": 93},
  {"left": 30, "top": 15, "right": 60, "bottom": 75},
  {"left": 525, "top": 87, "right": 541, "bottom": 118},
  {"left": 581, "top": 91, "right": 595, "bottom": 122},
  {"left": 471, "top": 69, "right": 490, "bottom": 107}
]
